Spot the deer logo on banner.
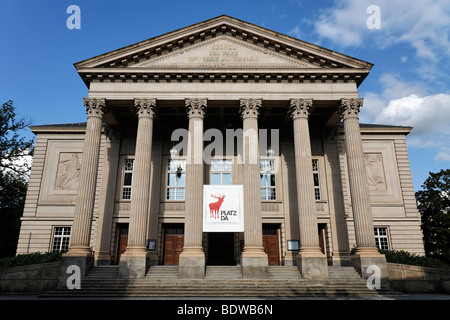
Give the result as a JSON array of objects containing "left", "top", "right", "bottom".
[{"left": 209, "top": 194, "right": 226, "bottom": 219}]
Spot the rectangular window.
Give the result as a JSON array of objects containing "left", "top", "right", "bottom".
[
  {"left": 122, "top": 159, "right": 134, "bottom": 200},
  {"left": 260, "top": 159, "right": 276, "bottom": 200},
  {"left": 312, "top": 159, "right": 321, "bottom": 200},
  {"left": 210, "top": 159, "right": 232, "bottom": 185},
  {"left": 374, "top": 227, "right": 389, "bottom": 250},
  {"left": 167, "top": 159, "right": 186, "bottom": 200},
  {"left": 51, "top": 227, "right": 71, "bottom": 252}
]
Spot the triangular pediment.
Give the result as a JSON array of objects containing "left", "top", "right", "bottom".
[
  {"left": 75, "top": 15, "right": 373, "bottom": 86},
  {"left": 131, "top": 35, "right": 317, "bottom": 69}
]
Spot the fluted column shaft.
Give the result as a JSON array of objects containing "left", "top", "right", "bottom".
[
  {"left": 183, "top": 98, "right": 207, "bottom": 253},
  {"left": 289, "top": 99, "right": 322, "bottom": 254},
  {"left": 240, "top": 99, "right": 266, "bottom": 256},
  {"left": 339, "top": 98, "right": 377, "bottom": 252},
  {"left": 125, "top": 98, "right": 156, "bottom": 254},
  {"left": 68, "top": 98, "right": 107, "bottom": 256}
]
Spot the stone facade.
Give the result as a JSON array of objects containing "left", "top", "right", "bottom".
[{"left": 16, "top": 16, "right": 424, "bottom": 281}]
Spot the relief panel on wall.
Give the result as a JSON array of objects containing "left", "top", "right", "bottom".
[
  {"left": 364, "top": 153, "right": 386, "bottom": 191},
  {"left": 39, "top": 140, "right": 84, "bottom": 205},
  {"left": 362, "top": 140, "right": 403, "bottom": 207},
  {"left": 55, "top": 153, "right": 81, "bottom": 190}
]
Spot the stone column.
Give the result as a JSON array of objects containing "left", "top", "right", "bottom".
[
  {"left": 59, "top": 98, "right": 107, "bottom": 285},
  {"left": 94, "top": 127, "right": 121, "bottom": 266},
  {"left": 120, "top": 98, "right": 156, "bottom": 278},
  {"left": 179, "top": 98, "right": 207, "bottom": 279},
  {"left": 239, "top": 98, "right": 268, "bottom": 279},
  {"left": 289, "top": 98, "right": 328, "bottom": 278},
  {"left": 338, "top": 98, "right": 388, "bottom": 288}
]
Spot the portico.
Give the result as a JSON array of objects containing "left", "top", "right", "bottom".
[
  {"left": 63, "top": 15, "right": 383, "bottom": 280},
  {"left": 19, "top": 16, "right": 425, "bottom": 288}
]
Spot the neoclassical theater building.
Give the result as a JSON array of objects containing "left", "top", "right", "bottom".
[{"left": 17, "top": 16, "right": 424, "bottom": 281}]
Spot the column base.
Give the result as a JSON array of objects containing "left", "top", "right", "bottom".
[
  {"left": 241, "top": 247, "right": 268, "bottom": 279},
  {"left": 284, "top": 251, "right": 297, "bottom": 266},
  {"left": 94, "top": 250, "right": 112, "bottom": 266},
  {"left": 178, "top": 247, "right": 205, "bottom": 279},
  {"left": 296, "top": 247, "right": 329, "bottom": 279},
  {"left": 331, "top": 251, "right": 352, "bottom": 266},
  {"left": 351, "top": 247, "right": 389, "bottom": 290},
  {"left": 147, "top": 251, "right": 159, "bottom": 266},
  {"left": 119, "top": 247, "right": 149, "bottom": 278},
  {"left": 58, "top": 251, "right": 94, "bottom": 288}
]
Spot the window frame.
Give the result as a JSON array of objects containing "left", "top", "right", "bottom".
[
  {"left": 374, "top": 227, "right": 390, "bottom": 251},
  {"left": 260, "top": 158, "right": 277, "bottom": 201},
  {"left": 121, "top": 158, "right": 134, "bottom": 201},
  {"left": 312, "top": 159, "right": 321, "bottom": 201},
  {"left": 166, "top": 159, "right": 186, "bottom": 200},
  {"left": 51, "top": 226, "right": 71, "bottom": 253},
  {"left": 210, "top": 159, "right": 233, "bottom": 185}
]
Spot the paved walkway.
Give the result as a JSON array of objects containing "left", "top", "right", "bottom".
[{"left": 0, "top": 293, "right": 449, "bottom": 300}]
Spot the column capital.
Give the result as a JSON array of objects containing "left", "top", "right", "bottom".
[
  {"left": 289, "top": 98, "right": 313, "bottom": 120},
  {"left": 186, "top": 98, "right": 207, "bottom": 119},
  {"left": 83, "top": 98, "right": 107, "bottom": 118},
  {"left": 134, "top": 98, "right": 156, "bottom": 119},
  {"left": 240, "top": 98, "right": 262, "bottom": 120},
  {"left": 338, "top": 98, "right": 364, "bottom": 120}
]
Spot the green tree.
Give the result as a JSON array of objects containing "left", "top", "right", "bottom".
[
  {"left": 416, "top": 169, "right": 450, "bottom": 264},
  {"left": 0, "top": 100, "right": 34, "bottom": 258}
]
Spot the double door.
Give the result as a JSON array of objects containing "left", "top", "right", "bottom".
[
  {"left": 263, "top": 225, "right": 280, "bottom": 265},
  {"left": 163, "top": 225, "right": 184, "bottom": 265}
]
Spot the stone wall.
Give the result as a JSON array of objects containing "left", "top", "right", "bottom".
[
  {"left": 0, "top": 262, "right": 60, "bottom": 294},
  {"left": 387, "top": 262, "right": 450, "bottom": 293}
]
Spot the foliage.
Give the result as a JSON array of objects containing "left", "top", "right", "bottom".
[
  {"left": 0, "top": 100, "right": 34, "bottom": 175},
  {"left": 415, "top": 169, "right": 450, "bottom": 264},
  {"left": 0, "top": 251, "right": 64, "bottom": 269},
  {"left": 380, "top": 249, "right": 450, "bottom": 270},
  {"left": 0, "top": 100, "right": 34, "bottom": 258}
]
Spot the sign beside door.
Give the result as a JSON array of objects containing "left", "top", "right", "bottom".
[{"left": 203, "top": 185, "right": 244, "bottom": 232}]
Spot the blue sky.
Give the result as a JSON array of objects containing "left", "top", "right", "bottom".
[{"left": 1, "top": 0, "right": 449, "bottom": 191}]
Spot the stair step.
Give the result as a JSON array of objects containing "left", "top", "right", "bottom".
[
  {"left": 205, "top": 266, "right": 242, "bottom": 279},
  {"left": 44, "top": 264, "right": 388, "bottom": 298}
]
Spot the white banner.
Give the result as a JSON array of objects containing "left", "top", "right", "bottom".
[{"left": 203, "top": 185, "right": 244, "bottom": 232}]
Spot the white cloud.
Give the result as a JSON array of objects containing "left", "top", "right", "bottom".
[
  {"left": 313, "top": 0, "right": 450, "bottom": 55},
  {"left": 359, "top": 73, "right": 428, "bottom": 124},
  {"left": 435, "top": 147, "right": 450, "bottom": 163},
  {"left": 361, "top": 74, "right": 450, "bottom": 164},
  {"left": 311, "top": 0, "right": 450, "bottom": 81},
  {"left": 288, "top": 25, "right": 304, "bottom": 39},
  {"left": 374, "top": 93, "right": 450, "bottom": 135}
]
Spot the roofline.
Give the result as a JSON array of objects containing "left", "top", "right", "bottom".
[
  {"left": 30, "top": 123, "right": 87, "bottom": 134},
  {"left": 30, "top": 122, "right": 413, "bottom": 135},
  {"left": 73, "top": 15, "right": 373, "bottom": 70}
]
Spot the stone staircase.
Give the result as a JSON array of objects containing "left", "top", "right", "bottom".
[{"left": 42, "top": 265, "right": 388, "bottom": 298}]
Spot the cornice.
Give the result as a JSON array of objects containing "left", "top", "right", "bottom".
[{"left": 74, "top": 15, "right": 372, "bottom": 88}]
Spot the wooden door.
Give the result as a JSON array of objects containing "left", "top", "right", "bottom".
[
  {"left": 263, "top": 224, "right": 280, "bottom": 266},
  {"left": 117, "top": 228, "right": 128, "bottom": 265},
  {"left": 164, "top": 235, "right": 184, "bottom": 265},
  {"left": 318, "top": 224, "right": 326, "bottom": 254}
]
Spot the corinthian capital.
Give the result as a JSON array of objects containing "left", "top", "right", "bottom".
[
  {"left": 338, "top": 98, "right": 364, "bottom": 120},
  {"left": 134, "top": 98, "right": 157, "bottom": 119},
  {"left": 289, "top": 98, "right": 313, "bottom": 120},
  {"left": 239, "top": 98, "right": 262, "bottom": 120},
  {"left": 83, "top": 98, "right": 107, "bottom": 118},
  {"left": 186, "top": 98, "right": 207, "bottom": 119}
]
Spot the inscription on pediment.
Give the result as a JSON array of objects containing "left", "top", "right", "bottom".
[{"left": 132, "top": 35, "right": 315, "bottom": 69}]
